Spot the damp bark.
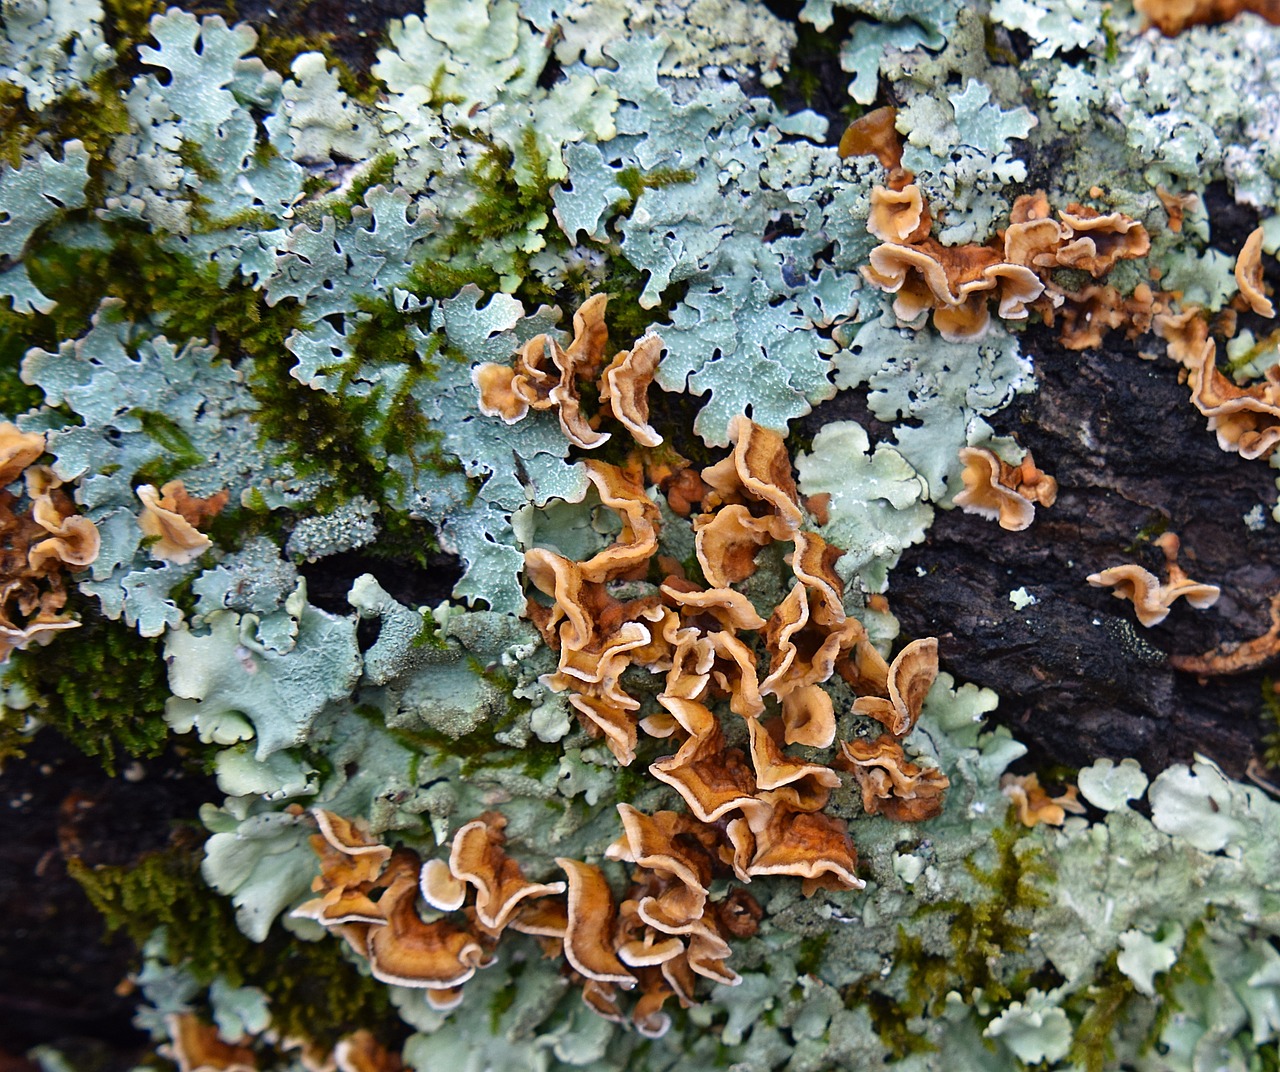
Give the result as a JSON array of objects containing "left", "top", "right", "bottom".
[{"left": 807, "top": 318, "right": 1280, "bottom": 780}]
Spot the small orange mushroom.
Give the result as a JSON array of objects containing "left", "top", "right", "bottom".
[
  {"left": 1235, "top": 227, "right": 1275, "bottom": 319},
  {"left": 1087, "top": 533, "right": 1220, "bottom": 627}
]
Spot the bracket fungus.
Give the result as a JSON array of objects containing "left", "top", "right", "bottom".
[
  {"left": 953, "top": 447, "right": 1058, "bottom": 531},
  {"left": 136, "top": 480, "right": 228, "bottom": 565},
  {"left": 0, "top": 432, "right": 100, "bottom": 659},
  {"left": 474, "top": 293, "right": 664, "bottom": 450},
  {"left": 1087, "top": 533, "right": 1220, "bottom": 627},
  {"left": 862, "top": 184, "right": 1155, "bottom": 349}
]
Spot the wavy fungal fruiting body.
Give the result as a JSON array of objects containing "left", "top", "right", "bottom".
[{"left": 299, "top": 304, "right": 945, "bottom": 1035}]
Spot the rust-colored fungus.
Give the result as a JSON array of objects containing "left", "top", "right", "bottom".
[
  {"left": 558, "top": 857, "right": 638, "bottom": 988},
  {"left": 1000, "top": 773, "right": 1086, "bottom": 827},
  {"left": 600, "top": 334, "right": 664, "bottom": 448},
  {"left": 863, "top": 184, "right": 1158, "bottom": 351},
  {"left": 953, "top": 446, "right": 1057, "bottom": 531},
  {"left": 1155, "top": 185, "right": 1198, "bottom": 234},
  {"left": 837, "top": 106, "right": 904, "bottom": 171},
  {"left": 1172, "top": 589, "right": 1280, "bottom": 676},
  {"left": 449, "top": 813, "right": 567, "bottom": 932},
  {"left": 474, "top": 292, "right": 680, "bottom": 450},
  {"left": 850, "top": 637, "right": 938, "bottom": 737},
  {"left": 0, "top": 422, "right": 46, "bottom": 485},
  {"left": 1235, "top": 226, "right": 1275, "bottom": 318},
  {"left": 1134, "top": 0, "right": 1280, "bottom": 34},
  {"left": 299, "top": 351, "right": 955, "bottom": 1033},
  {"left": 165, "top": 1013, "right": 257, "bottom": 1072},
  {"left": 1087, "top": 532, "right": 1220, "bottom": 627},
  {"left": 837, "top": 735, "right": 950, "bottom": 822},
  {"left": 333, "top": 1032, "right": 402, "bottom": 1072},
  {"left": 136, "top": 481, "right": 223, "bottom": 565},
  {"left": 0, "top": 440, "right": 100, "bottom": 659}
]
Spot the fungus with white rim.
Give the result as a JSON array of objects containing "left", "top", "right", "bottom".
[{"left": 1087, "top": 532, "right": 1220, "bottom": 627}]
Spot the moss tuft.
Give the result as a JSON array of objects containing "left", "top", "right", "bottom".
[
  {"left": 69, "top": 837, "right": 397, "bottom": 1050},
  {"left": 1260, "top": 677, "right": 1280, "bottom": 770},
  {"left": 3, "top": 605, "right": 170, "bottom": 774}
]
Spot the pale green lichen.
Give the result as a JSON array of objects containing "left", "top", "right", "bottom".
[{"left": 4, "top": 0, "right": 1280, "bottom": 1068}]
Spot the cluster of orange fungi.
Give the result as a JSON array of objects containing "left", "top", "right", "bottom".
[
  {"left": 1134, "top": 0, "right": 1280, "bottom": 34},
  {"left": 1153, "top": 227, "right": 1279, "bottom": 460},
  {"left": 473, "top": 293, "right": 661, "bottom": 450},
  {"left": 0, "top": 422, "right": 101, "bottom": 659},
  {"left": 1088, "top": 531, "right": 1220, "bottom": 628},
  {"left": 861, "top": 179, "right": 1156, "bottom": 348},
  {"left": 164, "top": 1013, "right": 399, "bottom": 1072},
  {"left": 953, "top": 446, "right": 1058, "bottom": 531},
  {"left": 299, "top": 305, "right": 947, "bottom": 1036}
]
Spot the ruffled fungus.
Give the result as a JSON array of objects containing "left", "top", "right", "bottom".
[
  {"left": 600, "top": 334, "right": 664, "bottom": 448},
  {"left": 864, "top": 184, "right": 1158, "bottom": 350},
  {"left": 0, "top": 423, "right": 46, "bottom": 486},
  {"left": 1235, "top": 226, "right": 1275, "bottom": 318},
  {"left": 1000, "top": 773, "right": 1086, "bottom": 827},
  {"left": 953, "top": 446, "right": 1057, "bottom": 531},
  {"left": 1134, "top": 0, "right": 1280, "bottom": 34},
  {"left": 838, "top": 736, "right": 950, "bottom": 822},
  {"left": 300, "top": 378, "right": 954, "bottom": 1031},
  {"left": 475, "top": 292, "right": 678, "bottom": 450},
  {"left": 449, "top": 813, "right": 567, "bottom": 932},
  {"left": 837, "top": 106, "right": 903, "bottom": 171},
  {"left": 1173, "top": 588, "right": 1280, "bottom": 676},
  {"left": 136, "top": 481, "right": 224, "bottom": 565},
  {"left": 165, "top": 1013, "right": 257, "bottom": 1072},
  {"left": 0, "top": 444, "right": 99, "bottom": 659},
  {"left": 1087, "top": 532, "right": 1220, "bottom": 627}
]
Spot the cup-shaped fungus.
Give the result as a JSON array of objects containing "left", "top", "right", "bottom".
[
  {"left": 136, "top": 481, "right": 224, "bottom": 565},
  {"left": 1054, "top": 206, "right": 1151, "bottom": 276},
  {"left": 953, "top": 447, "right": 1057, "bottom": 531},
  {"left": 1235, "top": 227, "right": 1275, "bottom": 318},
  {"left": 838, "top": 735, "right": 950, "bottom": 822},
  {"left": 1087, "top": 533, "right": 1220, "bottom": 627},
  {"left": 1001, "top": 773, "right": 1086, "bottom": 827}
]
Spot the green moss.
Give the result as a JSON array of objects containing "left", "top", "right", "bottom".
[
  {"left": 938, "top": 814, "right": 1053, "bottom": 1003},
  {"left": 795, "top": 933, "right": 829, "bottom": 977},
  {"left": 846, "top": 813, "right": 1054, "bottom": 1055},
  {"left": 69, "top": 838, "right": 396, "bottom": 1051},
  {"left": 3, "top": 604, "right": 170, "bottom": 774},
  {"left": 306, "top": 152, "right": 398, "bottom": 224},
  {"left": 0, "top": 71, "right": 131, "bottom": 179},
  {"left": 1064, "top": 955, "right": 1138, "bottom": 1072},
  {"left": 1100, "top": 5, "right": 1120, "bottom": 64},
  {"left": 1260, "top": 678, "right": 1280, "bottom": 771},
  {"left": 461, "top": 127, "right": 554, "bottom": 245},
  {"left": 1146, "top": 916, "right": 1211, "bottom": 1051},
  {"left": 0, "top": 703, "right": 35, "bottom": 768}
]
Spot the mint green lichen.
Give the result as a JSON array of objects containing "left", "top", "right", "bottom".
[{"left": 4, "top": 0, "right": 1280, "bottom": 1068}]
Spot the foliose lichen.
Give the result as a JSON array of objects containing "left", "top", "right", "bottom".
[{"left": 3, "top": 0, "right": 1279, "bottom": 1068}]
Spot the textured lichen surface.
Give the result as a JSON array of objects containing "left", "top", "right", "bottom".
[{"left": 2, "top": 0, "right": 1280, "bottom": 1069}]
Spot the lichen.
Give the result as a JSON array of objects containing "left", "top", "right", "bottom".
[{"left": 4, "top": 0, "right": 1280, "bottom": 1068}]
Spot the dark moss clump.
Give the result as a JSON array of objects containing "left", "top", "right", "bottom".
[
  {"left": 843, "top": 812, "right": 1054, "bottom": 1055},
  {"left": 69, "top": 836, "right": 400, "bottom": 1051},
  {"left": 3, "top": 604, "right": 171, "bottom": 774},
  {"left": 1260, "top": 677, "right": 1280, "bottom": 771}
]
